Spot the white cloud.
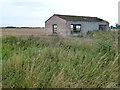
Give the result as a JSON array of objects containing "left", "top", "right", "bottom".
[
  {"left": 0, "top": 0, "right": 58, "bottom": 3},
  {"left": 0, "top": 0, "right": 119, "bottom": 27}
]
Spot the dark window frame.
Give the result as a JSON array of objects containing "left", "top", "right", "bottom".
[
  {"left": 52, "top": 24, "right": 57, "bottom": 34},
  {"left": 70, "top": 24, "right": 81, "bottom": 34}
]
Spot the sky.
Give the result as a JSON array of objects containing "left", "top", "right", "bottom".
[
  {"left": 0, "top": 0, "right": 119, "bottom": 27},
  {"left": 118, "top": 1, "right": 120, "bottom": 25}
]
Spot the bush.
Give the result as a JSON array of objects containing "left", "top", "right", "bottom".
[{"left": 2, "top": 36, "right": 18, "bottom": 45}]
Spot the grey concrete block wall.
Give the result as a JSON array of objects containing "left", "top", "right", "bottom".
[{"left": 67, "top": 21, "right": 109, "bottom": 36}]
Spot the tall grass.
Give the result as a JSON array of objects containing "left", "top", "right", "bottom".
[{"left": 2, "top": 31, "right": 118, "bottom": 88}]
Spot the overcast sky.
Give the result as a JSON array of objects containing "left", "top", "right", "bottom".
[{"left": 0, "top": 0, "right": 119, "bottom": 27}]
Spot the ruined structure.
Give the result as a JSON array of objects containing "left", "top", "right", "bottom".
[{"left": 45, "top": 14, "right": 109, "bottom": 36}]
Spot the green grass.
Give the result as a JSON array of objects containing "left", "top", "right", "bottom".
[{"left": 2, "top": 31, "right": 118, "bottom": 88}]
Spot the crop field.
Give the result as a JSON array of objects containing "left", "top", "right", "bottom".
[
  {"left": 1, "top": 29, "right": 119, "bottom": 88},
  {"left": 1, "top": 28, "right": 46, "bottom": 37}
]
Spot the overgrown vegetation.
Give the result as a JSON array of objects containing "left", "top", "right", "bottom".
[{"left": 2, "top": 31, "right": 118, "bottom": 88}]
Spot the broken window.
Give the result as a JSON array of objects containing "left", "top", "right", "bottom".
[
  {"left": 70, "top": 25, "right": 74, "bottom": 31},
  {"left": 99, "top": 25, "right": 106, "bottom": 31},
  {"left": 71, "top": 24, "right": 81, "bottom": 33},
  {"left": 53, "top": 24, "right": 57, "bottom": 34}
]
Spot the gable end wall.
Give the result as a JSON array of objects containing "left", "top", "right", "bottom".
[{"left": 45, "top": 16, "right": 67, "bottom": 36}]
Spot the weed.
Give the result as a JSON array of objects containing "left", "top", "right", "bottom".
[{"left": 2, "top": 31, "right": 118, "bottom": 88}]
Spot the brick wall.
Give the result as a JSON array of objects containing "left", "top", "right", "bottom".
[{"left": 45, "top": 15, "right": 67, "bottom": 37}]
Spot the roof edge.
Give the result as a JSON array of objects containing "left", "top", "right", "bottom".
[{"left": 45, "top": 14, "right": 109, "bottom": 23}]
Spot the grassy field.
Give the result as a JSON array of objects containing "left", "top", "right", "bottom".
[
  {"left": 1, "top": 29, "right": 119, "bottom": 88},
  {"left": 1, "top": 28, "right": 46, "bottom": 37}
]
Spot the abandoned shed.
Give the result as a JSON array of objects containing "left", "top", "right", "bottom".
[{"left": 45, "top": 14, "right": 109, "bottom": 36}]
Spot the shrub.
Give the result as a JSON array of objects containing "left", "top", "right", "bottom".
[{"left": 2, "top": 36, "right": 18, "bottom": 45}]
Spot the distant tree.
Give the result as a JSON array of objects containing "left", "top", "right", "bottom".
[
  {"left": 5, "top": 26, "right": 16, "bottom": 28},
  {"left": 115, "top": 23, "right": 120, "bottom": 29},
  {"left": 110, "top": 25, "right": 114, "bottom": 29},
  {"left": 115, "top": 23, "right": 119, "bottom": 28}
]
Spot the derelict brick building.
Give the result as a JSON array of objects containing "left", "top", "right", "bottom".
[{"left": 45, "top": 14, "right": 109, "bottom": 36}]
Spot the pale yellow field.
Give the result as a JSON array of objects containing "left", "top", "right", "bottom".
[
  {"left": 111, "top": 29, "right": 119, "bottom": 32},
  {"left": 1, "top": 28, "right": 46, "bottom": 37},
  {"left": 1, "top": 28, "right": 59, "bottom": 41},
  {"left": 1, "top": 28, "right": 93, "bottom": 44}
]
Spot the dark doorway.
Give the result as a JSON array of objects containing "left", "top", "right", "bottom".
[{"left": 99, "top": 25, "right": 106, "bottom": 31}]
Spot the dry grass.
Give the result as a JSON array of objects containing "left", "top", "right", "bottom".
[
  {"left": 1, "top": 28, "right": 94, "bottom": 44},
  {"left": 1, "top": 28, "right": 46, "bottom": 38},
  {"left": 110, "top": 29, "right": 119, "bottom": 32}
]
